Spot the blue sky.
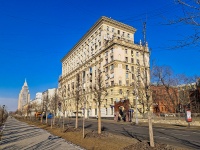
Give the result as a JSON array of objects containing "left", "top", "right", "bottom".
[{"left": 0, "top": 0, "right": 199, "bottom": 111}]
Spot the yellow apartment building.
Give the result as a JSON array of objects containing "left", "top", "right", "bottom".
[{"left": 59, "top": 16, "right": 150, "bottom": 119}]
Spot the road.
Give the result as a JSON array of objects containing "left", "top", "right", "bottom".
[
  {"left": 0, "top": 117, "right": 84, "bottom": 150},
  {"left": 55, "top": 118, "right": 200, "bottom": 149}
]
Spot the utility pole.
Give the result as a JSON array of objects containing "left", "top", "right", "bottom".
[{"left": 142, "top": 21, "right": 154, "bottom": 147}]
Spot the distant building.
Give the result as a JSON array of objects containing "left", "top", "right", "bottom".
[
  {"left": 42, "top": 88, "right": 61, "bottom": 116},
  {"left": 178, "top": 79, "right": 200, "bottom": 113},
  {"left": 30, "top": 92, "right": 42, "bottom": 107},
  {"left": 151, "top": 85, "right": 179, "bottom": 114},
  {"left": 18, "top": 79, "right": 30, "bottom": 112}
]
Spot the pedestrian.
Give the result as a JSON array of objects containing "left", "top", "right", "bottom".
[{"left": 96, "top": 115, "right": 98, "bottom": 120}]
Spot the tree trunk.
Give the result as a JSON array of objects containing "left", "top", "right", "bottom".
[
  {"left": 41, "top": 114, "right": 43, "bottom": 123},
  {"left": 46, "top": 111, "right": 48, "bottom": 124},
  {"left": 148, "top": 111, "right": 154, "bottom": 147},
  {"left": 51, "top": 118, "right": 53, "bottom": 129},
  {"left": 98, "top": 105, "right": 101, "bottom": 134},
  {"left": 53, "top": 112, "right": 55, "bottom": 125},
  {"left": 63, "top": 115, "right": 65, "bottom": 131},
  {"left": 83, "top": 109, "right": 85, "bottom": 138},
  {"left": 75, "top": 105, "right": 78, "bottom": 128}
]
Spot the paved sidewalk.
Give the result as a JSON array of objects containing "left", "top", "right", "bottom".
[{"left": 0, "top": 117, "right": 83, "bottom": 150}]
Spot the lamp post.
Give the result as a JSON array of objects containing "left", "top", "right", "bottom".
[{"left": 2, "top": 105, "right": 5, "bottom": 124}]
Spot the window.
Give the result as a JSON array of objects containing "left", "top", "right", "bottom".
[
  {"left": 95, "top": 108, "right": 97, "bottom": 115},
  {"left": 125, "top": 49, "right": 127, "bottom": 54},
  {"left": 105, "top": 67, "right": 108, "bottom": 72},
  {"left": 126, "top": 73, "right": 129, "bottom": 79},
  {"left": 107, "top": 33, "right": 110, "bottom": 38},
  {"left": 112, "top": 28, "right": 114, "bottom": 32},
  {"left": 125, "top": 57, "right": 128, "bottom": 62},
  {"left": 126, "top": 65, "right": 129, "bottom": 70},
  {"left": 131, "top": 50, "right": 133, "bottom": 55},
  {"left": 99, "top": 41, "right": 101, "bottom": 46},
  {"left": 105, "top": 74, "right": 109, "bottom": 80},
  {"left": 106, "top": 82, "right": 109, "bottom": 87},
  {"left": 119, "top": 89, "right": 122, "bottom": 94},
  {"left": 89, "top": 67, "right": 92, "bottom": 74},
  {"left": 106, "top": 59, "right": 108, "bottom": 64},
  {"left": 111, "top": 90, "right": 113, "bottom": 95},
  {"left": 136, "top": 52, "right": 139, "bottom": 57},
  {"left": 110, "top": 64, "right": 114, "bottom": 70},
  {"left": 118, "top": 30, "right": 120, "bottom": 34},
  {"left": 111, "top": 98, "right": 113, "bottom": 104},
  {"left": 105, "top": 51, "right": 108, "bottom": 56},
  {"left": 111, "top": 107, "right": 114, "bottom": 115},
  {"left": 119, "top": 80, "right": 122, "bottom": 85},
  {"left": 106, "top": 99, "right": 108, "bottom": 105},
  {"left": 110, "top": 48, "right": 113, "bottom": 53},
  {"left": 131, "top": 58, "right": 134, "bottom": 63},
  {"left": 107, "top": 26, "right": 109, "bottom": 31},
  {"left": 106, "top": 108, "right": 108, "bottom": 115},
  {"left": 111, "top": 81, "right": 114, "bottom": 86},
  {"left": 137, "top": 59, "right": 139, "bottom": 64},
  {"left": 83, "top": 71, "right": 86, "bottom": 83},
  {"left": 127, "top": 33, "right": 130, "bottom": 38},
  {"left": 111, "top": 56, "right": 113, "bottom": 61},
  {"left": 132, "top": 74, "right": 134, "bottom": 80},
  {"left": 122, "top": 32, "right": 125, "bottom": 37},
  {"left": 131, "top": 66, "right": 134, "bottom": 72},
  {"left": 126, "top": 80, "right": 129, "bottom": 86}
]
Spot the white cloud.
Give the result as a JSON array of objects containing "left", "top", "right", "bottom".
[{"left": 0, "top": 97, "right": 18, "bottom": 112}]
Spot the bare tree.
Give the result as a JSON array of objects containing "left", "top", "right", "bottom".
[
  {"left": 49, "top": 90, "right": 59, "bottom": 127},
  {"left": 170, "top": 1, "right": 200, "bottom": 48},
  {"left": 151, "top": 65, "right": 180, "bottom": 113},
  {"left": 138, "top": 44, "right": 154, "bottom": 147},
  {"left": 43, "top": 92, "right": 50, "bottom": 124},
  {"left": 0, "top": 105, "right": 8, "bottom": 125},
  {"left": 151, "top": 65, "right": 199, "bottom": 113},
  {"left": 80, "top": 89, "right": 88, "bottom": 138},
  {"left": 59, "top": 85, "right": 70, "bottom": 131},
  {"left": 75, "top": 74, "right": 82, "bottom": 129},
  {"left": 93, "top": 69, "right": 108, "bottom": 134}
]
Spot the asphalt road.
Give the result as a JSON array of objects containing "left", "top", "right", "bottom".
[
  {"left": 53, "top": 118, "right": 200, "bottom": 149},
  {"left": 0, "top": 117, "right": 84, "bottom": 150}
]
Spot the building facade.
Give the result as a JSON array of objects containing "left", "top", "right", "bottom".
[
  {"left": 151, "top": 85, "right": 179, "bottom": 114},
  {"left": 59, "top": 16, "right": 150, "bottom": 118},
  {"left": 18, "top": 79, "right": 30, "bottom": 112},
  {"left": 178, "top": 79, "right": 200, "bottom": 113}
]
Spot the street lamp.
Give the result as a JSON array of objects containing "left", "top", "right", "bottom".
[{"left": 2, "top": 105, "right": 5, "bottom": 124}]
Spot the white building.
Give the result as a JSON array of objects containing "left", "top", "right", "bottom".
[{"left": 42, "top": 88, "right": 63, "bottom": 116}]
